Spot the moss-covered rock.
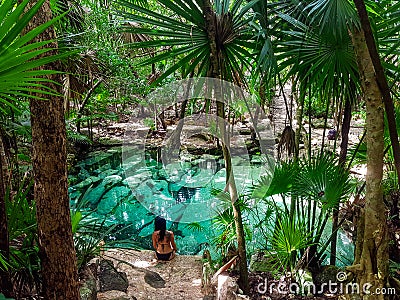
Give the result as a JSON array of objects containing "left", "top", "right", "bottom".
[{"left": 249, "top": 252, "right": 275, "bottom": 272}]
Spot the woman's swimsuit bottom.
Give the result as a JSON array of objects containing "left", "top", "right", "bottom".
[{"left": 156, "top": 251, "right": 173, "bottom": 261}]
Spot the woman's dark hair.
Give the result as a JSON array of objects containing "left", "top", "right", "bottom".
[{"left": 154, "top": 216, "right": 167, "bottom": 241}]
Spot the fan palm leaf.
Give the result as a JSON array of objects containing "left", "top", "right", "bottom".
[
  {"left": 117, "top": 0, "right": 260, "bottom": 85},
  {"left": 0, "top": 0, "right": 69, "bottom": 113},
  {"left": 293, "top": 153, "right": 354, "bottom": 210},
  {"left": 251, "top": 160, "right": 299, "bottom": 199}
]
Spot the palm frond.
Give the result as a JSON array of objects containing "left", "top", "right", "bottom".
[
  {"left": 117, "top": 0, "right": 260, "bottom": 85},
  {"left": 0, "top": 0, "right": 70, "bottom": 112},
  {"left": 293, "top": 152, "right": 354, "bottom": 210}
]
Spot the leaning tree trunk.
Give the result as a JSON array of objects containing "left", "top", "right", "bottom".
[
  {"left": 348, "top": 28, "right": 388, "bottom": 300},
  {"left": 202, "top": 0, "right": 249, "bottom": 294},
  {"left": 353, "top": 0, "right": 400, "bottom": 185},
  {"left": 27, "top": 2, "right": 80, "bottom": 299}
]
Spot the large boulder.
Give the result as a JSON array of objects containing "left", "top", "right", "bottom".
[
  {"left": 314, "top": 265, "right": 348, "bottom": 294},
  {"left": 85, "top": 175, "right": 123, "bottom": 206}
]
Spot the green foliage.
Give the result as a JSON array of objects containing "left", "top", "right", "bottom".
[
  {"left": 67, "top": 128, "right": 93, "bottom": 146},
  {"left": 211, "top": 192, "right": 252, "bottom": 258},
  {"left": 143, "top": 118, "right": 155, "bottom": 131},
  {"left": 252, "top": 160, "right": 298, "bottom": 199},
  {"left": 0, "top": 293, "right": 15, "bottom": 300},
  {"left": 70, "top": 187, "right": 137, "bottom": 271},
  {"left": 185, "top": 222, "right": 205, "bottom": 233},
  {"left": 71, "top": 190, "right": 113, "bottom": 271},
  {"left": 0, "top": 0, "right": 70, "bottom": 112},
  {"left": 269, "top": 211, "right": 313, "bottom": 271},
  {"left": 383, "top": 170, "right": 399, "bottom": 195},
  {"left": 118, "top": 0, "right": 261, "bottom": 84},
  {"left": 304, "top": 95, "right": 329, "bottom": 118},
  {"left": 252, "top": 152, "right": 355, "bottom": 269},
  {"left": 293, "top": 153, "right": 354, "bottom": 211},
  {"left": 0, "top": 253, "right": 9, "bottom": 271},
  {"left": 5, "top": 180, "right": 41, "bottom": 296}
]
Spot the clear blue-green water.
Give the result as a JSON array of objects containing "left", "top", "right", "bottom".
[{"left": 68, "top": 147, "right": 353, "bottom": 265}]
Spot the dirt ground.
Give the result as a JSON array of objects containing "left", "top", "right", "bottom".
[{"left": 99, "top": 249, "right": 204, "bottom": 300}]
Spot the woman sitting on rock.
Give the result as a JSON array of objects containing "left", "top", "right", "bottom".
[{"left": 152, "top": 216, "right": 177, "bottom": 261}]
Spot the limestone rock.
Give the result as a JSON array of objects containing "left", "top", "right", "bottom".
[
  {"left": 98, "top": 169, "right": 120, "bottom": 179},
  {"left": 99, "top": 259, "right": 129, "bottom": 292},
  {"left": 75, "top": 176, "right": 102, "bottom": 189},
  {"left": 217, "top": 272, "right": 238, "bottom": 300},
  {"left": 97, "top": 290, "right": 135, "bottom": 300},
  {"left": 102, "top": 249, "right": 204, "bottom": 300},
  {"left": 314, "top": 265, "right": 347, "bottom": 294},
  {"left": 143, "top": 270, "right": 165, "bottom": 288}
]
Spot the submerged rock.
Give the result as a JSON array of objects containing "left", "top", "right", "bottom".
[
  {"left": 98, "top": 169, "right": 120, "bottom": 179},
  {"left": 74, "top": 176, "right": 102, "bottom": 190},
  {"left": 97, "top": 186, "right": 132, "bottom": 215},
  {"left": 84, "top": 175, "right": 123, "bottom": 207}
]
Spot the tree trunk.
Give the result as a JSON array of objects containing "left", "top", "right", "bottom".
[
  {"left": 162, "top": 72, "right": 194, "bottom": 164},
  {"left": 76, "top": 79, "right": 102, "bottom": 133},
  {"left": 202, "top": 0, "right": 249, "bottom": 293},
  {"left": 353, "top": 0, "right": 400, "bottom": 185},
  {"left": 27, "top": 2, "right": 80, "bottom": 299},
  {"left": 294, "top": 82, "right": 305, "bottom": 159},
  {"left": 348, "top": 28, "right": 388, "bottom": 300}
]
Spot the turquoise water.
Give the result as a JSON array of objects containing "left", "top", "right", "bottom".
[
  {"left": 68, "top": 147, "right": 353, "bottom": 264},
  {"left": 69, "top": 147, "right": 269, "bottom": 255}
]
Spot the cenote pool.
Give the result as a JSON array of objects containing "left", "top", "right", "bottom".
[{"left": 68, "top": 146, "right": 353, "bottom": 265}]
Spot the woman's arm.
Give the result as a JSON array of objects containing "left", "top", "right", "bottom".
[
  {"left": 152, "top": 232, "right": 158, "bottom": 250},
  {"left": 170, "top": 232, "right": 177, "bottom": 251}
]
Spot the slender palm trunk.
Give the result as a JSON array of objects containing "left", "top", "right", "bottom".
[
  {"left": 294, "top": 82, "right": 306, "bottom": 159},
  {"left": 202, "top": 0, "right": 249, "bottom": 293},
  {"left": 28, "top": 1, "right": 80, "bottom": 299},
  {"left": 348, "top": 28, "right": 388, "bottom": 300}
]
